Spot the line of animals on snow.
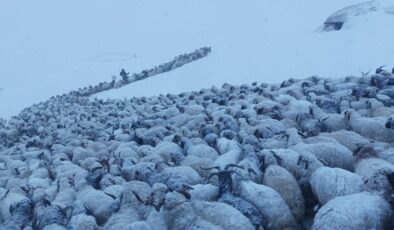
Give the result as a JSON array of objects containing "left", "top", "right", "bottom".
[{"left": 1, "top": 66, "right": 394, "bottom": 229}]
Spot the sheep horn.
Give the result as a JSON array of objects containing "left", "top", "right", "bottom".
[
  {"left": 91, "top": 166, "right": 103, "bottom": 172},
  {"left": 182, "top": 184, "right": 194, "bottom": 190},
  {"left": 132, "top": 191, "right": 146, "bottom": 205},
  {"left": 224, "top": 164, "right": 244, "bottom": 170},
  {"left": 297, "top": 131, "right": 308, "bottom": 138},
  {"left": 228, "top": 170, "right": 242, "bottom": 177},
  {"left": 104, "top": 192, "right": 117, "bottom": 200},
  {"left": 271, "top": 151, "right": 283, "bottom": 165},
  {"left": 248, "top": 168, "right": 257, "bottom": 176},
  {"left": 208, "top": 172, "right": 219, "bottom": 180},
  {"left": 376, "top": 65, "right": 386, "bottom": 73},
  {"left": 199, "top": 166, "right": 220, "bottom": 171},
  {"left": 177, "top": 190, "right": 192, "bottom": 200}
]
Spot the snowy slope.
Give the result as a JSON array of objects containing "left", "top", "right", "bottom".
[{"left": 1, "top": 0, "right": 394, "bottom": 119}]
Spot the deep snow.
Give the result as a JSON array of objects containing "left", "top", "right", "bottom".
[{"left": 1, "top": 0, "right": 394, "bottom": 119}]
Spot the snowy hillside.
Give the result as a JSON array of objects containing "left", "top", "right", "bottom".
[{"left": 1, "top": 0, "right": 394, "bottom": 119}]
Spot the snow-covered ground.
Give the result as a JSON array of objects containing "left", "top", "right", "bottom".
[{"left": 1, "top": 0, "right": 394, "bottom": 119}]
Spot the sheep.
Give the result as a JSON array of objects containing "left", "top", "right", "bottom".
[
  {"left": 310, "top": 167, "right": 364, "bottom": 205},
  {"left": 77, "top": 187, "right": 121, "bottom": 225},
  {"left": 238, "top": 180, "right": 297, "bottom": 230},
  {"left": 1, "top": 199, "right": 33, "bottom": 230},
  {"left": 237, "top": 145, "right": 263, "bottom": 183},
  {"left": 103, "top": 208, "right": 141, "bottom": 230},
  {"left": 32, "top": 205, "right": 72, "bottom": 230},
  {"left": 180, "top": 155, "right": 213, "bottom": 179},
  {"left": 291, "top": 142, "right": 353, "bottom": 171},
  {"left": 215, "top": 137, "right": 241, "bottom": 155},
  {"left": 68, "top": 213, "right": 98, "bottom": 230},
  {"left": 312, "top": 192, "right": 392, "bottom": 230},
  {"left": 1, "top": 192, "right": 30, "bottom": 221},
  {"left": 377, "top": 147, "right": 394, "bottom": 164},
  {"left": 261, "top": 149, "right": 323, "bottom": 185},
  {"left": 385, "top": 116, "right": 394, "bottom": 129},
  {"left": 145, "top": 211, "right": 168, "bottom": 230},
  {"left": 186, "top": 143, "right": 219, "bottom": 161},
  {"left": 152, "top": 166, "right": 202, "bottom": 191},
  {"left": 190, "top": 184, "right": 218, "bottom": 201},
  {"left": 365, "top": 98, "right": 394, "bottom": 117},
  {"left": 320, "top": 130, "right": 370, "bottom": 152},
  {"left": 198, "top": 163, "right": 267, "bottom": 228},
  {"left": 344, "top": 109, "right": 394, "bottom": 143},
  {"left": 152, "top": 141, "right": 185, "bottom": 165},
  {"left": 122, "top": 221, "right": 153, "bottom": 230},
  {"left": 263, "top": 165, "right": 305, "bottom": 222},
  {"left": 191, "top": 200, "right": 255, "bottom": 230},
  {"left": 162, "top": 192, "right": 208, "bottom": 230},
  {"left": 5, "top": 65, "right": 394, "bottom": 229},
  {"left": 212, "top": 149, "right": 241, "bottom": 170},
  {"left": 218, "top": 193, "right": 266, "bottom": 229},
  {"left": 353, "top": 145, "right": 394, "bottom": 202}
]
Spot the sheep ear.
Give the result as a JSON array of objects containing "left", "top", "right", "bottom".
[
  {"left": 9, "top": 202, "right": 16, "bottom": 214},
  {"left": 43, "top": 197, "right": 51, "bottom": 206},
  {"left": 224, "top": 164, "right": 244, "bottom": 170},
  {"left": 248, "top": 168, "right": 257, "bottom": 176},
  {"left": 385, "top": 172, "right": 394, "bottom": 189},
  {"left": 133, "top": 191, "right": 145, "bottom": 204},
  {"left": 104, "top": 192, "right": 117, "bottom": 200},
  {"left": 63, "top": 206, "right": 73, "bottom": 219},
  {"left": 344, "top": 111, "right": 350, "bottom": 122}
]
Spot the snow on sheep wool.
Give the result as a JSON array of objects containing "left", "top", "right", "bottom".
[{"left": 1, "top": 70, "right": 394, "bottom": 229}]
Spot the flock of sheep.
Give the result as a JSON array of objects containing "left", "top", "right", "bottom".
[{"left": 1, "top": 66, "right": 394, "bottom": 230}]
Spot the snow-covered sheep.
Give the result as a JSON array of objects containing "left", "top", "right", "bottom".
[
  {"left": 180, "top": 155, "right": 213, "bottom": 179},
  {"left": 1, "top": 199, "right": 33, "bottom": 230},
  {"left": 353, "top": 145, "right": 394, "bottom": 202},
  {"left": 215, "top": 137, "right": 241, "bottom": 155},
  {"left": 186, "top": 143, "right": 219, "bottom": 161},
  {"left": 291, "top": 142, "right": 353, "bottom": 171},
  {"left": 152, "top": 166, "right": 202, "bottom": 190},
  {"left": 190, "top": 184, "right": 218, "bottom": 201},
  {"left": 218, "top": 193, "right": 266, "bottom": 229},
  {"left": 312, "top": 192, "right": 392, "bottom": 230},
  {"left": 344, "top": 109, "right": 394, "bottom": 142},
  {"left": 191, "top": 201, "right": 255, "bottom": 230},
  {"left": 238, "top": 180, "right": 297, "bottom": 230},
  {"left": 68, "top": 213, "right": 98, "bottom": 230},
  {"left": 77, "top": 187, "right": 121, "bottom": 225},
  {"left": 320, "top": 130, "right": 371, "bottom": 152},
  {"left": 310, "top": 167, "right": 364, "bottom": 205},
  {"left": 33, "top": 205, "right": 72, "bottom": 230},
  {"left": 103, "top": 208, "right": 141, "bottom": 230},
  {"left": 263, "top": 165, "right": 305, "bottom": 222},
  {"left": 262, "top": 149, "right": 323, "bottom": 185}
]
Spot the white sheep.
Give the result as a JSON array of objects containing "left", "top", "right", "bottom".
[
  {"left": 291, "top": 142, "right": 353, "bottom": 171},
  {"left": 68, "top": 213, "right": 98, "bottom": 230},
  {"left": 263, "top": 149, "right": 323, "bottom": 185},
  {"left": 238, "top": 180, "right": 297, "bottom": 230},
  {"left": 310, "top": 167, "right": 364, "bottom": 205},
  {"left": 312, "top": 192, "right": 392, "bottom": 230},
  {"left": 191, "top": 201, "right": 255, "bottom": 230},
  {"left": 344, "top": 109, "right": 394, "bottom": 142},
  {"left": 77, "top": 186, "right": 121, "bottom": 225},
  {"left": 263, "top": 165, "right": 305, "bottom": 222},
  {"left": 320, "top": 130, "right": 371, "bottom": 152},
  {"left": 186, "top": 144, "right": 219, "bottom": 161},
  {"left": 354, "top": 147, "right": 394, "bottom": 202}
]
